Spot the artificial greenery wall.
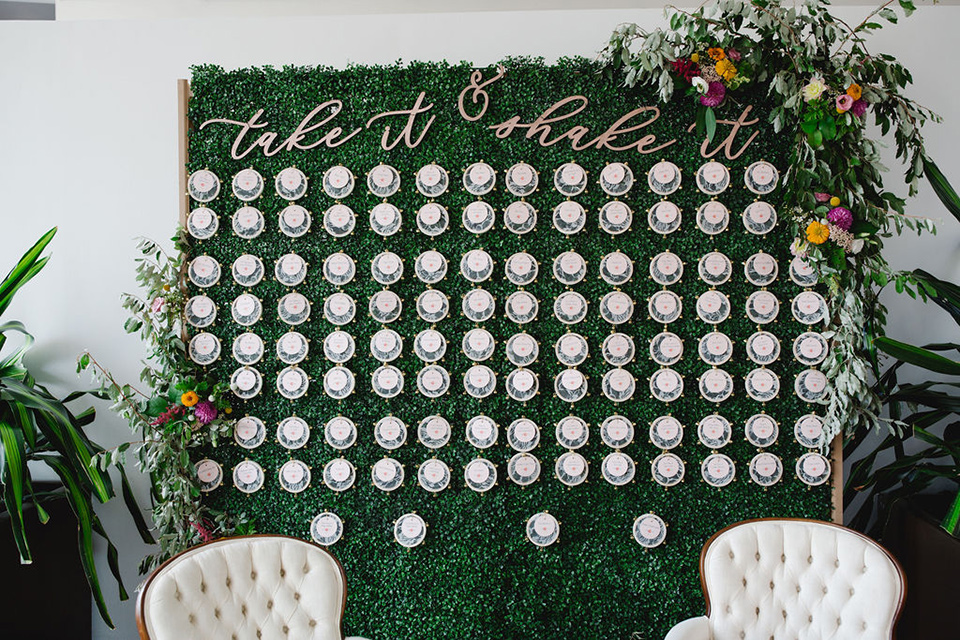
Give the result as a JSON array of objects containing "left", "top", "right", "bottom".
[{"left": 186, "top": 59, "right": 829, "bottom": 640}]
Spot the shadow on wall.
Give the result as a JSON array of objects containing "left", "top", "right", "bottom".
[{"left": 0, "top": 2, "right": 54, "bottom": 20}]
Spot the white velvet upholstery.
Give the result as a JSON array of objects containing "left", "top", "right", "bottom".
[
  {"left": 667, "top": 520, "right": 904, "bottom": 640},
  {"left": 138, "top": 536, "right": 368, "bottom": 640}
]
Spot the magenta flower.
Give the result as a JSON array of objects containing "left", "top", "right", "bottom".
[
  {"left": 814, "top": 192, "right": 832, "bottom": 203},
  {"left": 851, "top": 99, "right": 868, "bottom": 118},
  {"left": 699, "top": 81, "right": 726, "bottom": 107},
  {"left": 194, "top": 401, "right": 218, "bottom": 425},
  {"left": 836, "top": 94, "right": 854, "bottom": 113},
  {"left": 727, "top": 48, "right": 742, "bottom": 62},
  {"left": 827, "top": 206, "right": 854, "bottom": 231}
]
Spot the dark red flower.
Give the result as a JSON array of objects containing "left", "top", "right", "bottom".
[
  {"left": 700, "top": 81, "right": 726, "bottom": 107},
  {"left": 671, "top": 58, "right": 701, "bottom": 82},
  {"left": 851, "top": 98, "right": 868, "bottom": 118}
]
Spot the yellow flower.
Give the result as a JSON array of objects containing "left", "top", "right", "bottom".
[
  {"left": 806, "top": 221, "right": 830, "bottom": 245},
  {"left": 224, "top": 407, "right": 232, "bottom": 415},
  {"left": 690, "top": 53, "right": 700, "bottom": 63},
  {"left": 708, "top": 47, "right": 726, "bottom": 61},
  {"left": 181, "top": 391, "right": 199, "bottom": 407},
  {"left": 829, "top": 196, "right": 841, "bottom": 206},
  {"left": 162, "top": 284, "right": 171, "bottom": 292},
  {"left": 715, "top": 59, "right": 737, "bottom": 81},
  {"left": 846, "top": 83, "right": 862, "bottom": 100}
]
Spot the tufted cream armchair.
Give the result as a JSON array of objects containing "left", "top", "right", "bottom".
[
  {"left": 665, "top": 518, "right": 906, "bottom": 640},
  {"left": 136, "top": 535, "right": 370, "bottom": 640}
]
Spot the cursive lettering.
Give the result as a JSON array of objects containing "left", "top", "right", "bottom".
[
  {"left": 688, "top": 106, "right": 760, "bottom": 160},
  {"left": 365, "top": 91, "right": 436, "bottom": 150}
]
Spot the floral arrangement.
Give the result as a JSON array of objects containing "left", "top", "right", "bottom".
[{"left": 671, "top": 43, "right": 753, "bottom": 137}]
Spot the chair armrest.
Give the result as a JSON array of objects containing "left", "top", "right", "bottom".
[{"left": 664, "top": 616, "right": 710, "bottom": 640}]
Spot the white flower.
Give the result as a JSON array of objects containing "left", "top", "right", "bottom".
[
  {"left": 692, "top": 76, "right": 709, "bottom": 95},
  {"left": 850, "top": 239, "right": 865, "bottom": 254},
  {"left": 802, "top": 77, "right": 827, "bottom": 102}
]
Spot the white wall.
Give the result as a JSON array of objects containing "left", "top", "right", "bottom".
[{"left": 1, "top": 6, "right": 958, "bottom": 639}]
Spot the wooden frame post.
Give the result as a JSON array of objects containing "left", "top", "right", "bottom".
[
  {"left": 830, "top": 435, "right": 843, "bottom": 524},
  {"left": 177, "top": 79, "right": 191, "bottom": 228}
]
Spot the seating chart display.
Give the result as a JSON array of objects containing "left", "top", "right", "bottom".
[{"left": 184, "top": 60, "right": 831, "bottom": 640}]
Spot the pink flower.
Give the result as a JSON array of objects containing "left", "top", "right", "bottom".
[
  {"left": 150, "top": 297, "right": 165, "bottom": 313},
  {"left": 851, "top": 99, "right": 868, "bottom": 118},
  {"left": 836, "top": 94, "right": 854, "bottom": 113},
  {"left": 727, "top": 48, "right": 742, "bottom": 62},
  {"left": 699, "top": 81, "right": 726, "bottom": 107},
  {"left": 814, "top": 192, "right": 832, "bottom": 203},
  {"left": 194, "top": 401, "right": 218, "bottom": 425},
  {"left": 827, "top": 207, "right": 854, "bottom": 231}
]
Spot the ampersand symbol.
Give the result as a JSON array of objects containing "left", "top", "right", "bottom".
[{"left": 457, "top": 64, "right": 506, "bottom": 122}]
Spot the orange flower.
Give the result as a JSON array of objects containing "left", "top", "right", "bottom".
[
  {"left": 708, "top": 47, "right": 726, "bottom": 61},
  {"left": 181, "top": 391, "right": 199, "bottom": 407},
  {"left": 715, "top": 59, "right": 737, "bottom": 81},
  {"left": 806, "top": 221, "right": 830, "bottom": 245},
  {"left": 846, "top": 83, "right": 862, "bottom": 100}
]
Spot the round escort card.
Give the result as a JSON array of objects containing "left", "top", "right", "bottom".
[
  {"left": 505, "top": 162, "right": 538, "bottom": 197},
  {"left": 601, "top": 415, "right": 634, "bottom": 449},
  {"left": 504, "top": 201, "right": 537, "bottom": 235},
  {"left": 279, "top": 204, "right": 311, "bottom": 238},
  {"left": 554, "top": 292, "right": 588, "bottom": 325},
  {"left": 232, "top": 206, "right": 265, "bottom": 239},
  {"left": 506, "top": 291, "right": 539, "bottom": 325},
  {"left": 745, "top": 414, "right": 779, "bottom": 448},
  {"left": 372, "top": 458, "right": 404, "bottom": 492},
  {"left": 232, "top": 254, "right": 264, "bottom": 288},
  {"left": 697, "top": 252, "right": 731, "bottom": 286},
  {"left": 464, "top": 364, "right": 496, "bottom": 398},
  {"left": 416, "top": 364, "right": 450, "bottom": 398},
  {"left": 415, "top": 250, "right": 447, "bottom": 284},
  {"left": 745, "top": 253, "right": 779, "bottom": 287},
  {"left": 553, "top": 201, "right": 587, "bottom": 235},
  {"left": 794, "top": 332, "right": 828, "bottom": 366},
  {"left": 415, "top": 164, "right": 449, "bottom": 197},
  {"left": 232, "top": 293, "right": 262, "bottom": 327},
  {"left": 746, "top": 331, "right": 780, "bottom": 365},
  {"left": 466, "top": 416, "right": 499, "bottom": 449},
  {"left": 277, "top": 416, "right": 310, "bottom": 450},
  {"left": 745, "top": 368, "right": 780, "bottom": 402},
  {"left": 188, "top": 169, "right": 220, "bottom": 203},
  {"left": 649, "top": 416, "right": 683, "bottom": 450},
  {"left": 792, "top": 291, "right": 828, "bottom": 325},
  {"left": 232, "top": 460, "right": 264, "bottom": 494},
  {"left": 506, "top": 368, "right": 539, "bottom": 402},
  {"left": 553, "top": 251, "right": 586, "bottom": 285},
  {"left": 699, "top": 369, "right": 734, "bottom": 403},
  {"left": 506, "top": 332, "right": 539, "bottom": 367},
  {"left": 416, "top": 203, "right": 449, "bottom": 237},
  {"left": 796, "top": 369, "right": 829, "bottom": 403},
  {"left": 650, "top": 368, "right": 683, "bottom": 403},
  {"left": 696, "top": 161, "right": 730, "bottom": 195},
  {"left": 554, "top": 162, "right": 587, "bottom": 196},
  {"left": 276, "top": 366, "right": 309, "bottom": 400},
  {"left": 464, "top": 458, "right": 497, "bottom": 493},
  {"left": 648, "top": 290, "right": 682, "bottom": 324},
  {"left": 556, "top": 333, "right": 589, "bottom": 367},
  {"left": 323, "top": 331, "right": 355, "bottom": 364},
  {"left": 370, "top": 330, "right": 402, "bottom": 364},
  {"left": 463, "top": 162, "right": 496, "bottom": 196},
  {"left": 394, "top": 513, "right": 427, "bottom": 548},
  {"left": 508, "top": 453, "right": 541, "bottom": 486},
  {"left": 367, "top": 164, "right": 400, "bottom": 198},
  {"left": 275, "top": 167, "right": 308, "bottom": 201},
  {"left": 372, "top": 365, "right": 404, "bottom": 399},
  {"left": 418, "top": 416, "right": 451, "bottom": 449},
  {"left": 790, "top": 256, "right": 819, "bottom": 287},
  {"left": 702, "top": 454, "right": 736, "bottom": 488},
  {"left": 633, "top": 514, "right": 667, "bottom": 548},
  {"left": 461, "top": 328, "right": 494, "bottom": 362},
  {"left": 414, "top": 329, "right": 447, "bottom": 362},
  {"left": 556, "top": 451, "right": 589, "bottom": 487},
  {"left": 749, "top": 453, "right": 783, "bottom": 487},
  {"left": 601, "top": 292, "right": 635, "bottom": 325},
  {"left": 323, "top": 366, "right": 355, "bottom": 400},
  {"left": 742, "top": 202, "right": 778, "bottom": 235},
  {"left": 555, "top": 369, "right": 588, "bottom": 403},
  {"left": 650, "top": 331, "right": 683, "bottom": 366},
  {"left": 463, "top": 201, "right": 495, "bottom": 234},
  {"left": 505, "top": 252, "right": 538, "bottom": 286},
  {"left": 600, "top": 252, "right": 633, "bottom": 286},
  {"left": 526, "top": 512, "right": 560, "bottom": 547},
  {"left": 188, "top": 255, "right": 221, "bottom": 288},
  {"left": 371, "top": 251, "right": 403, "bottom": 285},
  {"left": 794, "top": 414, "right": 826, "bottom": 449},
  {"left": 310, "top": 512, "right": 343, "bottom": 546},
  {"left": 325, "top": 416, "right": 357, "bottom": 450},
  {"left": 797, "top": 452, "right": 831, "bottom": 486},
  {"left": 418, "top": 459, "right": 451, "bottom": 493},
  {"left": 369, "top": 291, "right": 402, "bottom": 324},
  {"left": 600, "top": 201, "right": 633, "bottom": 235},
  {"left": 698, "top": 415, "right": 732, "bottom": 449},
  {"left": 696, "top": 290, "right": 731, "bottom": 325},
  {"left": 600, "top": 162, "right": 634, "bottom": 196},
  {"left": 232, "top": 168, "right": 264, "bottom": 202},
  {"left": 461, "top": 249, "right": 494, "bottom": 283},
  {"left": 323, "top": 204, "right": 356, "bottom": 238},
  {"left": 745, "top": 161, "right": 779, "bottom": 195},
  {"left": 555, "top": 416, "right": 588, "bottom": 450},
  {"left": 462, "top": 288, "right": 495, "bottom": 323},
  {"left": 507, "top": 418, "right": 540, "bottom": 452},
  {"left": 698, "top": 332, "right": 733, "bottom": 366},
  {"left": 369, "top": 203, "right": 402, "bottom": 237},
  {"left": 746, "top": 291, "right": 780, "bottom": 325},
  {"left": 648, "top": 160, "right": 681, "bottom": 195},
  {"left": 321, "top": 253, "right": 353, "bottom": 286},
  {"left": 196, "top": 459, "right": 223, "bottom": 492},
  {"left": 651, "top": 452, "right": 684, "bottom": 487},
  {"left": 189, "top": 332, "right": 221, "bottom": 366},
  {"left": 649, "top": 252, "right": 683, "bottom": 286},
  {"left": 323, "top": 458, "right": 356, "bottom": 492},
  {"left": 603, "top": 333, "right": 636, "bottom": 366},
  {"left": 375, "top": 416, "right": 407, "bottom": 450},
  {"left": 603, "top": 368, "right": 636, "bottom": 403},
  {"left": 603, "top": 452, "right": 637, "bottom": 486},
  {"left": 322, "top": 292, "right": 355, "bottom": 326},
  {"left": 322, "top": 165, "right": 355, "bottom": 199},
  {"left": 696, "top": 201, "right": 730, "bottom": 235},
  {"left": 278, "top": 460, "right": 311, "bottom": 494},
  {"left": 185, "top": 295, "right": 216, "bottom": 328},
  {"left": 273, "top": 253, "right": 307, "bottom": 287},
  {"left": 416, "top": 290, "right": 450, "bottom": 323},
  {"left": 234, "top": 416, "right": 266, "bottom": 450},
  {"left": 231, "top": 366, "right": 263, "bottom": 400},
  {"left": 187, "top": 207, "right": 218, "bottom": 240}
]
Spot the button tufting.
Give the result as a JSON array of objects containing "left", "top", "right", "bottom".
[
  {"left": 200, "top": 582, "right": 206, "bottom": 593},
  {"left": 251, "top": 571, "right": 257, "bottom": 579},
  {"left": 280, "top": 568, "right": 286, "bottom": 577},
  {"left": 188, "top": 614, "right": 195, "bottom": 624},
  {"left": 755, "top": 607, "right": 760, "bottom": 616},
  {"left": 823, "top": 586, "right": 828, "bottom": 594},
  {"left": 769, "top": 581, "right": 774, "bottom": 590},
  {"left": 807, "top": 555, "right": 813, "bottom": 564},
  {"left": 267, "top": 600, "right": 274, "bottom": 609},
  {"left": 796, "top": 585, "right": 801, "bottom": 593},
  {"left": 241, "top": 605, "right": 247, "bottom": 616},
  {"left": 215, "top": 608, "right": 221, "bottom": 619},
  {"left": 862, "top": 622, "right": 868, "bottom": 630},
  {"left": 294, "top": 593, "right": 301, "bottom": 601},
  {"left": 742, "top": 578, "right": 748, "bottom": 587},
  {"left": 729, "top": 552, "right": 735, "bottom": 559},
  {"left": 809, "top": 615, "right": 813, "bottom": 623},
  {"left": 283, "top": 626, "right": 289, "bottom": 634},
  {"left": 835, "top": 559, "right": 840, "bottom": 568},
  {"left": 739, "top": 632, "right": 745, "bottom": 639},
  {"left": 726, "top": 606, "right": 732, "bottom": 614},
  {"left": 781, "top": 554, "right": 786, "bottom": 563},
  {"left": 755, "top": 552, "right": 760, "bottom": 561},
  {"left": 226, "top": 577, "right": 231, "bottom": 587},
  {"left": 309, "top": 620, "right": 317, "bottom": 628},
  {"left": 782, "top": 610, "right": 787, "bottom": 619},
  {"left": 837, "top": 618, "right": 842, "bottom": 626},
  {"left": 850, "top": 588, "right": 855, "bottom": 596},
  {"left": 175, "top": 591, "right": 182, "bottom": 601},
  {"left": 257, "top": 630, "right": 262, "bottom": 639}
]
